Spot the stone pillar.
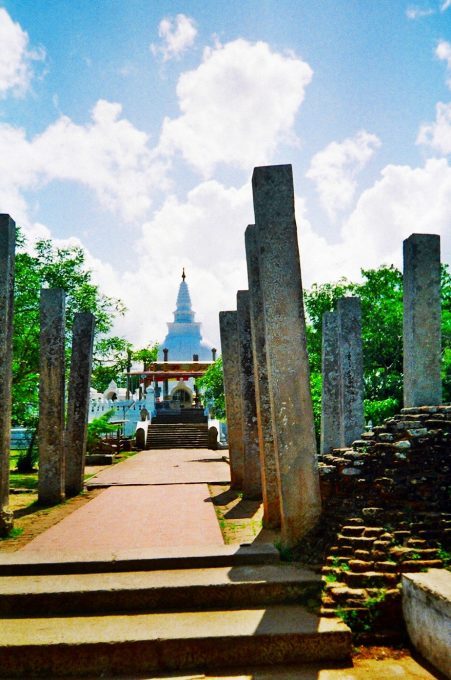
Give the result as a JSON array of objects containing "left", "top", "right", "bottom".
[
  {"left": 65, "top": 312, "right": 95, "bottom": 497},
  {"left": 219, "top": 311, "right": 244, "bottom": 489},
  {"left": 403, "top": 234, "right": 442, "bottom": 407},
  {"left": 211, "top": 347, "right": 217, "bottom": 361},
  {"left": 0, "top": 215, "right": 15, "bottom": 536},
  {"left": 252, "top": 164, "right": 320, "bottom": 547},
  {"left": 163, "top": 379, "right": 169, "bottom": 399},
  {"left": 245, "top": 224, "right": 281, "bottom": 527},
  {"left": 237, "top": 290, "right": 262, "bottom": 500},
  {"left": 320, "top": 311, "right": 341, "bottom": 453},
  {"left": 163, "top": 348, "right": 169, "bottom": 361},
  {"left": 337, "top": 297, "right": 364, "bottom": 447},
  {"left": 38, "top": 288, "right": 66, "bottom": 505}
]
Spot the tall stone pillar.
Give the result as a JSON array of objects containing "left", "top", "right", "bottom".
[
  {"left": 237, "top": 290, "right": 262, "bottom": 500},
  {"left": 320, "top": 311, "right": 341, "bottom": 453},
  {"left": 219, "top": 311, "right": 244, "bottom": 489},
  {"left": 245, "top": 225, "right": 280, "bottom": 527},
  {"left": 337, "top": 297, "right": 364, "bottom": 447},
  {"left": 38, "top": 288, "right": 66, "bottom": 505},
  {"left": 403, "top": 234, "right": 442, "bottom": 407},
  {"left": 0, "top": 215, "right": 15, "bottom": 536},
  {"left": 65, "top": 312, "right": 95, "bottom": 497},
  {"left": 252, "top": 164, "right": 320, "bottom": 547}
]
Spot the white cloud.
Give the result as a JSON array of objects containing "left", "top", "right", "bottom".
[
  {"left": 158, "top": 39, "right": 313, "bottom": 177},
  {"left": 441, "top": 0, "right": 451, "bottom": 11},
  {"left": 150, "top": 14, "right": 197, "bottom": 62},
  {"left": 406, "top": 6, "right": 435, "bottom": 19},
  {"left": 0, "top": 100, "right": 169, "bottom": 223},
  {"left": 436, "top": 40, "right": 451, "bottom": 88},
  {"left": 0, "top": 8, "right": 45, "bottom": 97},
  {"left": 340, "top": 158, "right": 451, "bottom": 272},
  {"left": 417, "top": 101, "right": 451, "bottom": 154},
  {"left": 306, "top": 130, "right": 381, "bottom": 220}
]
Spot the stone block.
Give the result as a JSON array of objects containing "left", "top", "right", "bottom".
[
  {"left": 245, "top": 224, "right": 280, "bottom": 527},
  {"left": 403, "top": 234, "right": 442, "bottom": 407},
  {"left": 236, "top": 290, "right": 261, "bottom": 500},
  {"left": 219, "top": 311, "right": 244, "bottom": 489},
  {"left": 321, "top": 311, "right": 341, "bottom": 453},
  {"left": 402, "top": 569, "right": 451, "bottom": 679},
  {"left": 337, "top": 297, "right": 364, "bottom": 447},
  {"left": 65, "top": 312, "right": 95, "bottom": 497},
  {"left": 38, "top": 288, "right": 66, "bottom": 506},
  {"left": 0, "top": 215, "right": 15, "bottom": 535},
  {"left": 252, "top": 164, "right": 320, "bottom": 546}
]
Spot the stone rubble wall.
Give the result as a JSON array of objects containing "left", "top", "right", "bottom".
[{"left": 302, "top": 405, "right": 451, "bottom": 641}]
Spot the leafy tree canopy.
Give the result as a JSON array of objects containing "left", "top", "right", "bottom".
[
  {"left": 12, "top": 231, "right": 126, "bottom": 425},
  {"left": 196, "top": 357, "right": 225, "bottom": 420}
]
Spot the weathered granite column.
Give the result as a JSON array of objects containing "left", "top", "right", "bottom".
[
  {"left": 403, "top": 234, "right": 442, "bottom": 407},
  {"left": 219, "top": 311, "right": 244, "bottom": 489},
  {"left": 320, "top": 310, "right": 341, "bottom": 453},
  {"left": 0, "top": 215, "right": 15, "bottom": 535},
  {"left": 245, "top": 225, "right": 281, "bottom": 527},
  {"left": 38, "top": 288, "right": 66, "bottom": 505},
  {"left": 337, "top": 297, "right": 364, "bottom": 447},
  {"left": 253, "top": 164, "right": 320, "bottom": 547},
  {"left": 237, "top": 290, "right": 262, "bottom": 499},
  {"left": 65, "top": 312, "right": 95, "bottom": 497}
]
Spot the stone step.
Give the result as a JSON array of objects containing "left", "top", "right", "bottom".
[
  {"left": 0, "top": 544, "right": 280, "bottom": 576},
  {"left": 0, "top": 564, "right": 322, "bottom": 617},
  {"left": 0, "top": 605, "right": 351, "bottom": 677}
]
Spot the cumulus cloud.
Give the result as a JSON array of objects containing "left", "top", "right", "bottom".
[
  {"left": 0, "top": 8, "right": 45, "bottom": 97},
  {"left": 158, "top": 39, "right": 313, "bottom": 177},
  {"left": 150, "top": 14, "right": 197, "bottom": 62},
  {"left": 341, "top": 158, "right": 451, "bottom": 271},
  {"left": 417, "top": 101, "right": 451, "bottom": 154},
  {"left": 0, "top": 100, "right": 169, "bottom": 223},
  {"left": 306, "top": 130, "right": 381, "bottom": 220}
]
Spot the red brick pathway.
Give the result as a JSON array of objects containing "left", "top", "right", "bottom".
[{"left": 21, "top": 449, "right": 229, "bottom": 555}]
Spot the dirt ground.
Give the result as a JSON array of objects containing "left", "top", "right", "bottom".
[{"left": 0, "top": 466, "right": 106, "bottom": 553}]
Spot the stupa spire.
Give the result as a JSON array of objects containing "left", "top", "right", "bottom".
[{"left": 157, "top": 270, "right": 212, "bottom": 360}]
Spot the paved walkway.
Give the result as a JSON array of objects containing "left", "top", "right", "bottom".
[{"left": 21, "top": 448, "right": 230, "bottom": 555}]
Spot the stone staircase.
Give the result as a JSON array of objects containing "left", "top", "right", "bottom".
[
  {"left": 146, "top": 408, "right": 210, "bottom": 449},
  {"left": 146, "top": 422, "right": 209, "bottom": 448},
  {"left": 0, "top": 545, "right": 351, "bottom": 677}
]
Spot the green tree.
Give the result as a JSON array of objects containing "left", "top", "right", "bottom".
[
  {"left": 196, "top": 357, "right": 225, "bottom": 419},
  {"left": 12, "top": 232, "right": 126, "bottom": 427},
  {"left": 304, "top": 263, "right": 451, "bottom": 434},
  {"left": 91, "top": 341, "right": 159, "bottom": 394}
]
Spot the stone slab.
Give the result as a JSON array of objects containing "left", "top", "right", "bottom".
[
  {"left": 403, "top": 233, "right": 442, "bottom": 407},
  {"left": 402, "top": 569, "right": 451, "bottom": 679},
  {"left": 219, "top": 311, "right": 245, "bottom": 489},
  {"left": 0, "top": 605, "right": 351, "bottom": 677},
  {"left": 20, "top": 484, "right": 224, "bottom": 554},
  {"left": 252, "top": 164, "right": 320, "bottom": 547},
  {"left": 0, "top": 543, "right": 280, "bottom": 576},
  {"left": 86, "top": 448, "right": 230, "bottom": 487},
  {"left": 0, "top": 564, "right": 320, "bottom": 616}
]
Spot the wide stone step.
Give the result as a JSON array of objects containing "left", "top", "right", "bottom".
[
  {"left": 0, "top": 544, "right": 280, "bottom": 576},
  {"left": 0, "top": 605, "right": 351, "bottom": 677},
  {"left": 0, "top": 564, "right": 322, "bottom": 617}
]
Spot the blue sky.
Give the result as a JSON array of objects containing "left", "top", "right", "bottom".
[{"left": 0, "top": 0, "right": 450, "bottom": 349}]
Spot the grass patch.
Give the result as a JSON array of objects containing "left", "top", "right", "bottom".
[
  {"left": 9, "top": 473, "right": 38, "bottom": 490},
  {"left": 0, "top": 527, "right": 24, "bottom": 541}
]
